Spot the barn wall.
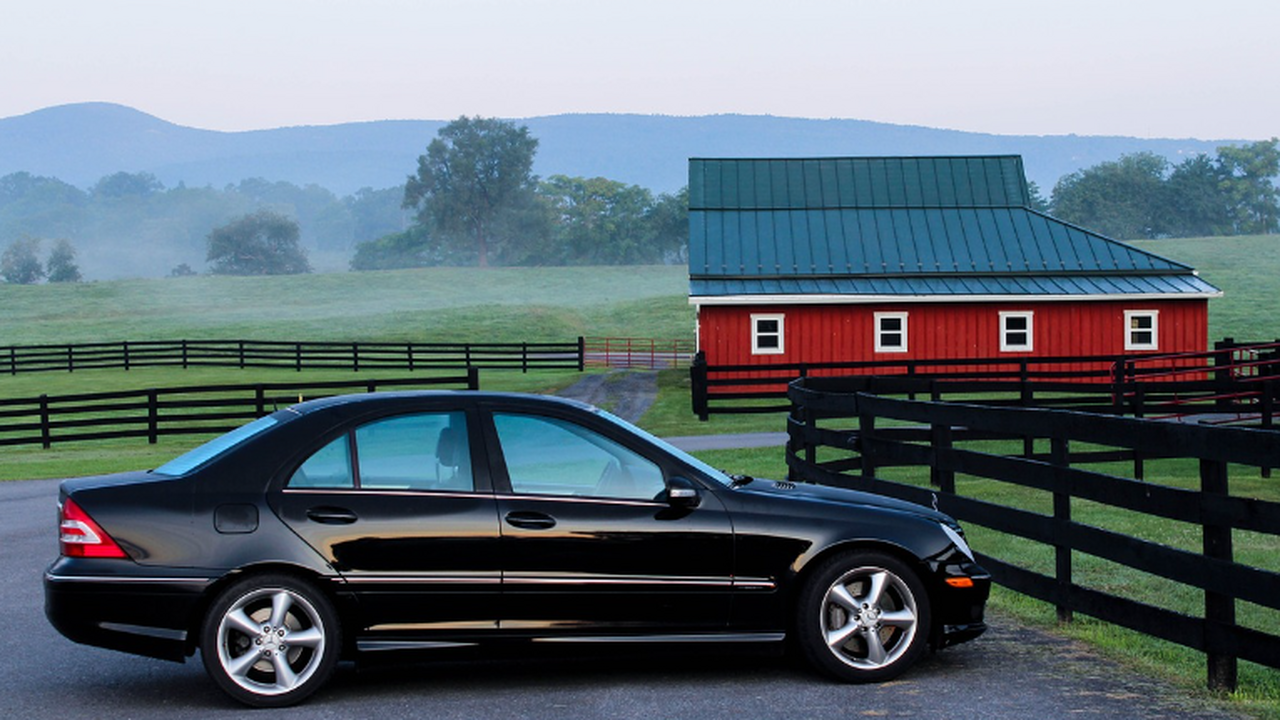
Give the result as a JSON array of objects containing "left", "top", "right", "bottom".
[{"left": 697, "top": 299, "right": 1209, "bottom": 367}]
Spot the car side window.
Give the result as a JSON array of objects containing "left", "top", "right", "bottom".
[
  {"left": 288, "top": 435, "right": 354, "bottom": 489},
  {"left": 493, "top": 412, "right": 665, "bottom": 501},
  {"left": 287, "top": 411, "right": 472, "bottom": 492}
]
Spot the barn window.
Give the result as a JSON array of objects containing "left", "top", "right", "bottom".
[
  {"left": 751, "top": 313, "right": 785, "bottom": 355},
  {"left": 1125, "top": 310, "right": 1159, "bottom": 351},
  {"left": 875, "top": 312, "right": 908, "bottom": 353},
  {"left": 1000, "top": 311, "right": 1034, "bottom": 352}
]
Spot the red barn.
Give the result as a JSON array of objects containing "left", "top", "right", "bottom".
[{"left": 688, "top": 156, "right": 1221, "bottom": 369}]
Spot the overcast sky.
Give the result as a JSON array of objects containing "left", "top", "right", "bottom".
[{"left": 2, "top": 0, "right": 1276, "bottom": 140}]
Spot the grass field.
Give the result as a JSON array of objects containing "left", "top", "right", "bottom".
[{"left": 2, "top": 239, "right": 1279, "bottom": 716}]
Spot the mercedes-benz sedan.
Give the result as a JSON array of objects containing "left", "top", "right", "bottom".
[{"left": 46, "top": 391, "right": 988, "bottom": 707}]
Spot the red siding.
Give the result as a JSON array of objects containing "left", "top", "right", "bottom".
[{"left": 699, "top": 300, "right": 1209, "bottom": 368}]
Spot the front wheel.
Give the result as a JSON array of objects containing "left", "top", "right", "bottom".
[
  {"left": 200, "top": 573, "right": 340, "bottom": 707},
  {"left": 795, "top": 551, "right": 931, "bottom": 683}
]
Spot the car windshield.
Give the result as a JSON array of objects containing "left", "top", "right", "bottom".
[
  {"left": 591, "top": 408, "right": 736, "bottom": 487},
  {"left": 153, "top": 415, "right": 279, "bottom": 476}
]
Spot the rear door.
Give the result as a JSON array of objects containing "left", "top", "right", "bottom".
[{"left": 271, "top": 405, "right": 502, "bottom": 641}]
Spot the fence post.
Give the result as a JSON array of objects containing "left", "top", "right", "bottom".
[
  {"left": 467, "top": 366, "right": 480, "bottom": 390},
  {"left": 858, "top": 405, "right": 876, "bottom": 479},
  {"left": 255, "top": 385, "right": 265, "bottom": 417},
  {"left": 930, "top": 421, "right": 954, "bottom": 492},
  {"left": 1051, "top": 436, "right": 1073, "bottom": 623},
  {"left": 295, "top": 343, "right": 302, "bottom": 372},
  {"left": 1200, "top": 458, "right": 1237, "bottom": 691},
  {"left": 9, "top": 347, "right": 15, "bottom": 376},
  {"left": 39, "top": 394, "right": 51, "bottom": 449},
  {"left": 239, "top": 341, "right": 246, "bottom": 369},
  {"left": 67, "top": 345, "right": 73, "bottom": 373},
  {"left": 1213, "top": 339, "right": 1233, "bottom": 411},
  {"left": 522, "top": 342, "right": 528, "bottom": 373},
  {"left": 352, "top": 343, "right": 360, "bottom": 372},
  {"left": 123, "top": 341, "right": 130, "bottom": 371},
  {"left": 577, "top": 336, "right": 586, "bottom": 372},
  {"left": 690, "top": 351, "right": 709, "bottom": 421},
  {"left": 1132, "top": 384, "right": 1146, "bottom": 480},
  {"left": 147, "top": 390, "right": 159, "bottom": 445},
  {"left": 407, "top": 343, "right": 415, "bottom": 372},
  {"left": 1263, "top": 381, "right": 1274, "bottom": 479},
  {"left": 182, "top": 340, "right": 189, "bottom": 370}
]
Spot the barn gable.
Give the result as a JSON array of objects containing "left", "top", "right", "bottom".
[{"left": 688, "top": 156, "right": 1220, "bottom": 304}]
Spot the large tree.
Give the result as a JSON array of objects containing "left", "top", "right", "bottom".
[
  {"left": 1, "top": 238, "right": 45, "bottom": 284},
  {"left": 206, "top": 210, "right": 311, "bottom": 275},
  {"left": 403, "top": 116, "right": 539, "bottom": 267},
  {"left": 45, "top": 239, "right": 83, "bottom": 282},
  {"left": 1051, "top": 152, "right": 1170, "bottom": 239},
  {"left": 1216, "top": 138, "right": 1280, "bottom": 235}
]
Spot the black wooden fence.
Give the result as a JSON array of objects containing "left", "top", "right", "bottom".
[
  {"left": 0, "top": 371, "right": 478, "bottom": 449},
  {"left": 1, "top": 338, "right": 585, "bottom": 375},
  {"left": 691, "top": 340, "right": 1277, "bottom": 421},
  {"left": 785, "top": 375, "right": 1280, "bottom": 691}
]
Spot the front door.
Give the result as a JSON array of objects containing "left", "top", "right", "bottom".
[{"left": 484, "top": 408, "right": 734, "bottom": 634}]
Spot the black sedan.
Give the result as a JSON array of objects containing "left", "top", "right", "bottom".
[{"left": 46, "top": 391, "right": 988, "bottom": 707}]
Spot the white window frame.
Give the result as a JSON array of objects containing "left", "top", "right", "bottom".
[
  {"left": 874, "top": 312, "right": 908, "bottom": 353},
  {"left": 1124, "top": 310, "right": 1159, "bottom": 351},
  {"left": 999, "top": 311, "right": 1034, "bottom": 352},
  {"left": 750, "top": 313, "right": 785, "bottom": 355}
]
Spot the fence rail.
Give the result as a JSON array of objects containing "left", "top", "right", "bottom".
[
  {"left": 1, "top": 338, "right": 586, "bottom": 375},
  {"left": 583, "top": 336, "right": 695, "bottom": 370},
  {"left": 784, "top": 374, "right": 1280, "bottom": 691},
  {"left": 0, "top": 371, "right": 478, "bottom": 449},
  {"left": 691, "top": 340, "right": 1275, "bottom": 421}
]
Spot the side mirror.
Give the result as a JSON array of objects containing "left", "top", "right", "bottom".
[{"left": 666, "top": 476, "right": 702, "bottom": 509}]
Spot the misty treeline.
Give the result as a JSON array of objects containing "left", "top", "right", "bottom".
[
  {"left": 1048, "top": 139, "right": 1280, "bottom": 239},
  {"left": 0, "top": 171, "right": 408, "bottom": 279},
  {"left": 3, "top": 117, "right": 1275, "bottom": 281}
]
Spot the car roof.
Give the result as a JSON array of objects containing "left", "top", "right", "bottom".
[{"left": 286, "top": 390, "right": 596, "bottom": 416}]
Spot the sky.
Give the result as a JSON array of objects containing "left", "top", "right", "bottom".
[{"left": 2, "top": 0, "right": 1277, "bottom": 140}]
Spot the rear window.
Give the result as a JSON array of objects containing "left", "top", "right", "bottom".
[{"left": 153, "top": 416, "right": 279, "bottom": 476}]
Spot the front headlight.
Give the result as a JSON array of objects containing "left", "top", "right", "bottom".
[{"left": 940, "top": 523, "right": 975, "bottom": 562}]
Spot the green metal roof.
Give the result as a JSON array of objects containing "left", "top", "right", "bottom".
[
  {"left": 688, "top": 156, "right": 1218, "bottom": 299},
  {"left": 690, "top": 156, "right": 1031, "bottom": 210}
]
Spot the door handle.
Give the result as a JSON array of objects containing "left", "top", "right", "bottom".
[
  {"left": 306, "top": 506, "right": 359, "bottom": 524},
  {"left": 504, "top": 511, "right": 556, "bottom": 530}
]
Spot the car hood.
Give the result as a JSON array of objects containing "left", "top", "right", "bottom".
[{"left": 733, "top": 477, "right": 953, "bottom": 524}]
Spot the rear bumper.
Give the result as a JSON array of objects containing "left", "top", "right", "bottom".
[{"left": 44, "top": 557, "right": 214, "bottom": 662}]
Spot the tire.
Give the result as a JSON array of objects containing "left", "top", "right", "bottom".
[
  {"left": 199, "top": 573, "right": 340, "bottom": 707},
  {"left": 795, "top": 551, "right": 931, "bottom": 683}
]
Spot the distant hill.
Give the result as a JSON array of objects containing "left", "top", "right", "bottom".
[{"left": 0, "top": 103, "right": 1242, "bottom": 196}]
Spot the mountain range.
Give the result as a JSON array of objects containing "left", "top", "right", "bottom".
[{"left": 0, "top": 103, "right": 1243, "bottom": 196}]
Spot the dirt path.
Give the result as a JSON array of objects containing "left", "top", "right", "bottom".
[{"left": 554, "top": 370, "right": 658, "bottom": 423}]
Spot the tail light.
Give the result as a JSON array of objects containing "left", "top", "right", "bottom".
[{"left": 59, "top": 498, "right": 128, "bottom": 558}]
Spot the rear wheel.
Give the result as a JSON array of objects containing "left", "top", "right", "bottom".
[
  {"left": 795, "top": 551, "right": 930, "bottom": 683},
  {"left": 200, "top": 573, "right": 340, "bottom": 707}
]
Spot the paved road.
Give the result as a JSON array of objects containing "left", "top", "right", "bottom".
[{"left": 1, "top": 478, "right": 1248, "bottom": 719}]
